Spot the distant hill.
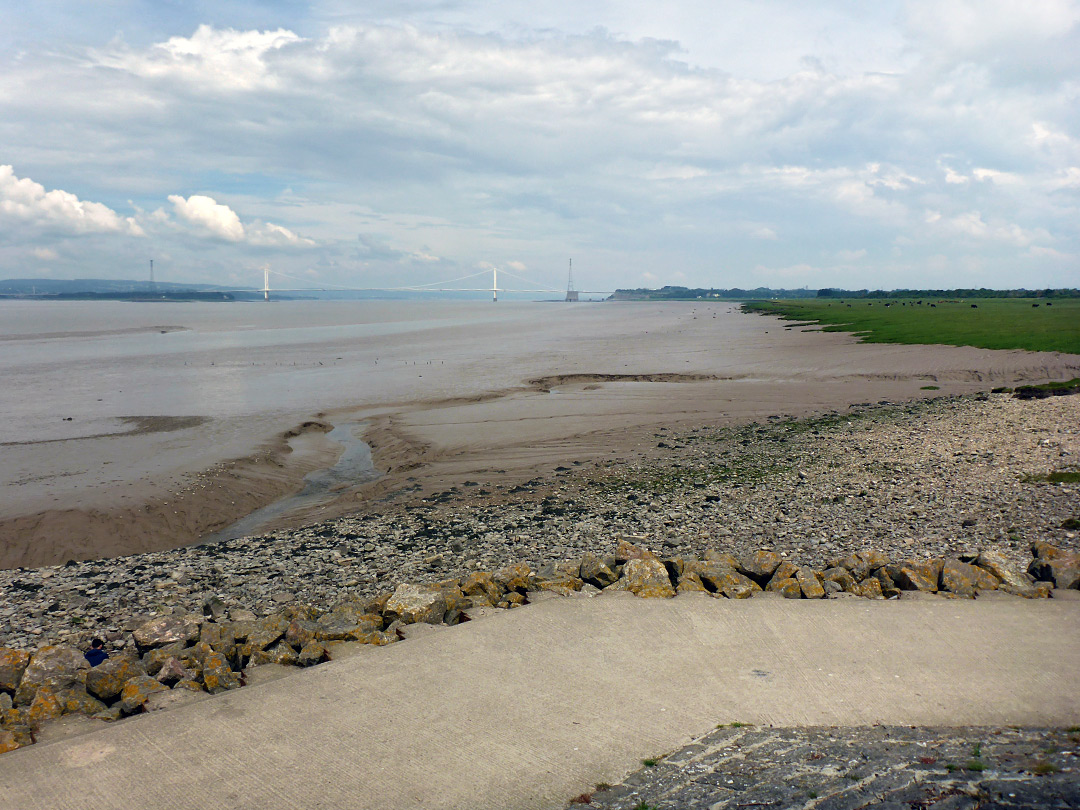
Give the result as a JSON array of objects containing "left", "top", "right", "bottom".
[{"left": 612, "top": 286, "right": 1080, "bottom": 301}]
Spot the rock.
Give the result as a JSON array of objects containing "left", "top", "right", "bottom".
[
  {"left": 851, "top": 578, "right": 885, "bottom": 600},
  {"left": 822, "top": 567, "right": 856, "bottom": 592},
  {"left": 941, "top": 559, "right": 981, "bottom": 597},
  {"left": 703, "top": 567, "right": 756, "bottom": 599},
  {"left": 285, "top": 619, "right": 319, "bottom": 649},
  {"left": 85, "top": 655, "right": 147, "bottom": 701},
  {"left": 118, "top": 676, "right": 170, "bottom": 714},
  {"left": 1034, "top": 582, "right": 1054, "bottom": 598},
  {"left": 154, "top": 657, "right": 192, "bottom": 687},
  {"left": 201, "top": 651, "right": 241, "bottom": 693},
  {"left": 132, "top": 614, "right": 201, "bottom": 650},
  {"left": 615, "top": 540, "right": 657, "bottom": 561},
  {"left": 493, "top": 562, "right": 533, "bottom": 593},
  {"left": 141, "top": 643, "right": 187, "bottom": 676},
  {"left": 855, "top": 549, "right": 890, "bottom": 571},
  {"left": 767, "top": 561, "right": 799, "bottom": 588},
  {"left": 578, "top": 553, "right": 618, "bottom": 588},
  {"left": 25, "top": 687, "right": 64, "bottom": 728},
  {"left": 797, "top": 568, "right": 825, "bottom": 599},
  {"left": 384, "top": 584, "right": 447, "bottom": 625},
  {"left": 460, "top": 571, "right": 505, "bottom": 604},
  {"left": 0, "top": 729, "right": 22, "bottom": 754},
  {"left": 621, "top": 558, "right": 676, "bottom": 599},
  {"left": 676, "top": 571, "right": 708, "bottom": 594},
  {"left": 1028, "top": 549, "right": 1080, "bottom": 590},
  {"left": 0, "top": 648, "right": 30, "bottom": 692},
  {"left": 534, "top": 578, "right": 584, "bottom": 596},
  {"left": 314, "top": 615, "right": 383, "bottom": 642},
  {"left": 892, "top": 560, "right": 942, "bottom": 592},
  {"left": 244, "top": 613, "right": 291, "bottom": 653},
  {"left": 704, "top": 550, "right": 740, "bottom": 569},
  {"left": 822, "top": 580, "right": 843, "bottom": 597},
  {"left": 767, "top": 577, "right": 803, "bottom": 599},
  {"left": 56, "top": 687, "right": 107, "bottom": 717},
  {"left": 297, "top": 642, "right": 327, "bottom": 667},
  {"left": 202, "top": 596, "right": 228, "bottom": 622},
  {"left": 976, "top": 550, "right": 1033, "bottom": 594},
  {"left": 738, "top": 550, "right": 782, "bottom": 581},
  {"left": 14, "top": 645, "right": 88, "bottom": 706}
]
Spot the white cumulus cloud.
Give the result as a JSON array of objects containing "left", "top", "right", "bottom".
[
  {"left": 169, "top": 194, "right": 246, "bottom": 241},
  {"left": 0, "top": 165, "right": 143, "bottom": 237}
]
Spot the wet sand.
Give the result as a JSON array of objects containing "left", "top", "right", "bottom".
[{"left": 2, "top": 299, "right": 1078, "bottom": 569}]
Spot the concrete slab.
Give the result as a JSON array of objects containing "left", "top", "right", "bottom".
[{"left": 1, "top": 594, "right": 1078, "bottom": 810}]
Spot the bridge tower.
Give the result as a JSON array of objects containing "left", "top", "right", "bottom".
[{"left": 565, "top": 258, "right": 579, "bottom": 302}]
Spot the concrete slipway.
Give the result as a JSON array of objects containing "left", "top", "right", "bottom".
[{"left": 2, "top": 592, "right": 1078, "bottom": 810}]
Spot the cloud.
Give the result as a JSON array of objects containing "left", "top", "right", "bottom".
[
  {"left": 169, "top": 194, "right": 245, "bottom": 241},
  {"left": 0, "top": 165, "right": 143, "bottom": 237},
  {"left": 167, "top": 194, "right": 315, "bottom": 247},
  {"left": 32, "top": 247, "right": 58, "bottom": 260}
]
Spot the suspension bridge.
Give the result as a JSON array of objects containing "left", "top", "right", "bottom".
[{"left": 226, "top": 263, "right": 610, "bottom": 302}]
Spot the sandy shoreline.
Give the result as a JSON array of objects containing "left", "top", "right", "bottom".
[{"left": 3, "top": 303, "right": 1079, "bottom": 570}]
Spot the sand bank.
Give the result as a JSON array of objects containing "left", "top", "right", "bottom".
[{"left": 2, "top": 301, "right": 1078, "bottom": 569}]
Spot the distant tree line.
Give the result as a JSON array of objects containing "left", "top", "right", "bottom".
[
  {"left": 610, "top": 286, "right": 819, "bottom": 300},
  {"left": 815, "top": 288, "right": 1080, "bottom": 299}
]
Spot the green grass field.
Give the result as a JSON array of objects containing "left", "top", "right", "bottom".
[{"left": 742, "top": 298, "right": 1080, "bottom": 354}]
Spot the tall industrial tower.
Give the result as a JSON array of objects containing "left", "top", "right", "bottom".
[{"left": 565, "top": 258, "right": 579, "bottom": 302}]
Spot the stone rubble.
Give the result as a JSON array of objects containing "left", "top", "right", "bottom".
[
  {"left": 0, "top": 392, "right": 1077, "bottom": 756},
  {"left": 570, "top": 725, "right": 1080, "bottom": 809}
]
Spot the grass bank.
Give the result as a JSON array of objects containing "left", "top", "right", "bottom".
[{"left": 742, "top": 298, "right": 1080, "bottom": 354}]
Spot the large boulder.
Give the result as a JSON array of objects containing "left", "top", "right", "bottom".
[
  {"left": 767, "top": 577, "right": 802, "bottom": 599},
  {"left": 676, "top": 571, "right": 708, "bottom": 594},
  {"left": 578, "top": 553, "right": 618, "bottom": 589},
  {"left": 796, "top": 568, "right": 825, "bottom": 599},
  {"left": 201, "top": 652, "right": 241, "bottom": 694},
  {"left": 118, "top": 676, "right": 170, "bottom": 714},
  {"left": 243, "top": 614, "right": 291, "bottom": 653},
  {"left": 766, "top": 561, "right": 799, "bottom": 589},
  {"left": 738, "top": 550, "right": 782, "bottom": 581},
  {"left": 941, "top": 559, "right": 981, "bottom": 597},
  {"left": 615, "top": 540, "right": 657, "bottom": 561},
  {"left": 461, "top": 571, "right": 505, "bottom": 604},
  {"left": 133, "top": 614, "right": 202, "bottom": 650},
  {"left": 1028, "top": 544, "right": 1080, "bottom": 590},
  {"left": 385, "top": 584, "right": 447, "bottom": 625},
  {"left": 0, "top": 648, "right": 30, "bottom": 693},
  {"left": 851, "top": 578, "right": 884, "bottom": 600},
  {"left": 822, "top": 567, "right": 856, "bottom": 592},
  {"left": 976, "top": 550, "right": 1033, "bottom": 594},
  {"left": 85, "top": 656, "right": 147, "bottom": 701},
  {"left": 699, "top": 565, "right": 756, "bottom": 599},
  {"left": 621, "top": 558, "right": 675, "bottom": 599},
  {"left": 14, "top": 645, "right": 88, "bottom": 706},
  {"left": 493, "top": 563, "right": 534, "bottom": 593},
  {"left": 891, "top": 560, "right": 942, "bottom": 592}
]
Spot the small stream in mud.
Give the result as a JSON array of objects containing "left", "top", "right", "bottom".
[{"left": 203, "top": 422, "right": 381, "bottom": 543}]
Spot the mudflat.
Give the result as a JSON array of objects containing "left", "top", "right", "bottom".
[{"left": 3, "top": 299, "right": 1078, "bottom": 568}]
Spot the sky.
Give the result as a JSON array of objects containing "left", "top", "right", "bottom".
[{"left": 1, "top": 1, "right": 1078, "bottom": 294}]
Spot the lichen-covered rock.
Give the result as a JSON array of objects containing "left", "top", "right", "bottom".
[
  {"left": 0, "top": 729, "right": 22, "bottom": 754},
  {"left": 25, "top": 687, "right": 64, "bottom": 728},
  {"left": 141, "top": 643, "right": 187, "bottom": 676},
  {"left": 385, "top": 583, "right": 447, "bottom": 625},
  {"left": 535, "top": 577, "right": 584, "bottom": 596},
  {"left": 797, "top": 568, "right": 825, "bottom": 599},
  {"left": 621, "top": 558, "right": 675, "bottom": 599},
  {"left": 56, "top": 687, "right": 106, "bottom": 717},
  {"left": 851, "top": 578, "right": 884, "bottom": 600},
  {"left": 314, "top": 614, "right": 383, "bottom": 642},
  {"left": 976, "top": 550, "right": 1033, "bottom": 594},
  {"left": 738, "top": 550, "right": 782, "bottom": 581},
  {"left": 0, "top": 648, "right": 30, "bottom": 693},
  {"left": 243, "top": 613, "right": 291, "bottom": 653},
  {"left": 285, "top": 619, "right": 319, "bottom": 649},
  {"left": 702, "top": 567, "right": 756, "bottom": 599},
  {"left": 676, "top": 571, "right": 708, "bottom": 594},
  {"left": 616, "top": 540, "right": 657, "bottom": 561},
  {"left": 154, "top": 657, "right": 192, "bottom": 687},
  {"left": 892, "top": 560, "right": 942, "bottom": 592},
  {"left": 119, "top": 676, "right": 169, "bottom": 714},
  {"left": 85, "top": 655, "right": 147, "bottom": 701},
  {"left": 578, "top": 553, "right": 618, "bottom": 589},
  {"left": 1028, "top": 546, "right": 1080, "bottom": 590},
  {"left": 767, "top": 561, "right": 799, "bottom": 589},
  {"left": 133, "top": 614, "right": 201, "bottom": 650},
  {"left": 493, "top": 562, "right": 534, "bottom": 593},
  {"left": 461, "top": 571, "right": 505, "bottom": 604},
  {"left": 14, "top": 645, "right": 88, "bottom": 706},
  {"left": 1034, "top": 582, "right": 1054, "bottom": 598},
  {"left": 767, "top": 577, "right": 802, "bottom": 599},
  {"left": 201, "top": 652, "right": 241, "bottom": 693},
  {"left": 704, "top": 550, "right": 740, "bottom": 569},
  {"left": 855, "top": 549, "right": 890, "bottom": 572},
  {"left": 941, "top": 559, "right": 981, "bottom": 597},
  {"left": 296, "top": 642, "right": 327, "bottom": 667},
  {"left": 822, "top": 567, "right": 856, "bottom": 592}
]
